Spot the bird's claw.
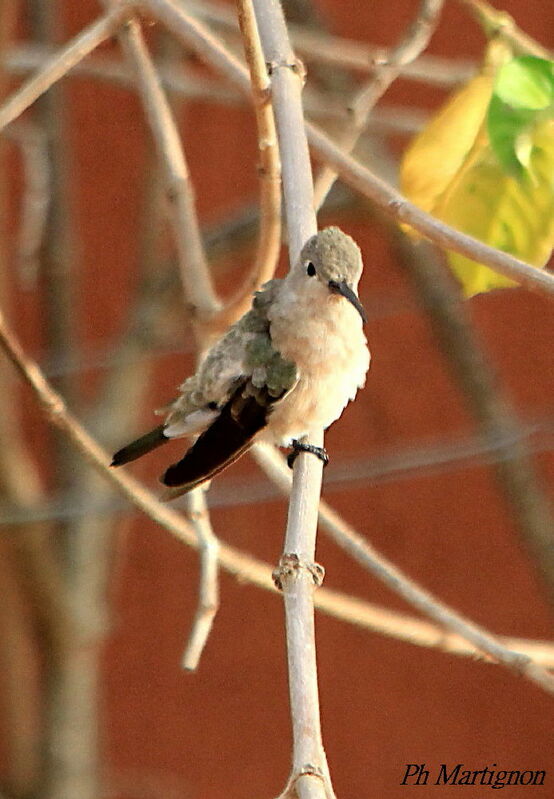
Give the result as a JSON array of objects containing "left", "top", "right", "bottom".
[{"left": 287, "top": 440, "right": 329, "bottom": 469}]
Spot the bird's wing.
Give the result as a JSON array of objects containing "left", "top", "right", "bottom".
[
  {"left": 160, "top": 377, "right": 293, "bottom": 500},
  {"left": 162, "top": 279, "right": 284, "bottom": 435}
]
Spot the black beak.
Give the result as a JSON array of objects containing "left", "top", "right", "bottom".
[{"left": 328, "top": 280, "right": 367, "bottom": 324}]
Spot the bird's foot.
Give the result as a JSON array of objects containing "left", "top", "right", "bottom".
[{"left": 287, "top": 440, "right": 329, "bottom": 469}]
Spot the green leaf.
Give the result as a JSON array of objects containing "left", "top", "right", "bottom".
[
  {"left": 487, "top": 95, "right": 534, "bottom": 175},
  {"left": 487, "top": 57, "right": 554, "bottom": 176},
  {"left": 494, "top": 56, "right": 554, "bottom": 111}
]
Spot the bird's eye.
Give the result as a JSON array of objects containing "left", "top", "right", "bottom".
[{"left": 306, "top": 261, "right": 316, "bottom": 277}]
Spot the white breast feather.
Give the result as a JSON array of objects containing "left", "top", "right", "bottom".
[{"left": 266, "top": 281, "right": 370, "bottom": 445}]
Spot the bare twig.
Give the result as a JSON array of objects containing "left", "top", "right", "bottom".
[
  {"left": 108, "top": 11, "right": 219, "bottom": 326},
  {"left": 455, "top": 0, "right": 553, "bottom": 59},
  {"left": 2, "top": 44, "right": 432, "bottom": 135},
  {"left": 138, "top": 0, "right": 554, "bottom": 298},
  {"left": 209, "top": 0, "right": 282, "bottom": 334},
  {"left": 313, "top": 0, "right": 444, "bottom": 209},
  {"left": 290, "top": 32, "right": 472, "bottom": 87},
  {"left": 3, "top": 44, "right": 244, "bottom": 104},
  {"left": 0, "top": 6, "right": 134, "bottom": 133},
  {"left": 4, "top": 121, "right": 50, "bottom": 286},
  {"left": 181, "top": 488, "right": 220, "bottom": 670}
]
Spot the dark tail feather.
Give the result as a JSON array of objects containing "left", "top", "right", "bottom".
[
  {"left": 161, "top": 382, "right": 270, "bottom": 497},
  {"left": 111, "top": 424, "right": 168, "bottom": 466}
]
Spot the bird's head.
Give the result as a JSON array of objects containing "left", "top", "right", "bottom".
[{"left": 298, "top": 227, "right": 367, "bottom": 324}]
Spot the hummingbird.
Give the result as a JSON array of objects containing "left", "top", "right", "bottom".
[{"left": 111, "top": 227, "right": 370, "bottom": 499}]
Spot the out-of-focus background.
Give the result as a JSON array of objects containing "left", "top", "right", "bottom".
[{"left": 0, "top": 1, "right": 553, "bottom": 797}]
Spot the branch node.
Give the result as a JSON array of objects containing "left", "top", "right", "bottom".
[
  {"left": 48, "top": 396, "right": 67, "bottom": 417},
  {"left": 272, "top": 553, "right": 325, "bottom": 590},
  {"left": 266, "top": 57, "right": 306, "bottom": 84},
  {"left": 255, "top": 84, "right": 272, "bottom": 105},
  {"left": 388, "top": 197, "right": 403, "bottom": 214},
  {"left": 298, "top": 763, "right": 325, "bottom": 779},
  {"left": 508, "top": 651, "right": 533, "bottom": 675}
]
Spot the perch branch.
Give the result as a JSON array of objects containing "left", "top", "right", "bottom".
[{"left": 252, "top": 1, "right": 333, "bottom": 796}]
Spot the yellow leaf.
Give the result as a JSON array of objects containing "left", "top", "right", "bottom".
[
  {"left": 439, "top": 119, "right": 554, "bottom": 296},
  {"left": 397, "top": 42, "right": 554, "bottom": 297},
  {"left": 399, "top": 72, "right": 494, "bottom": 215}
]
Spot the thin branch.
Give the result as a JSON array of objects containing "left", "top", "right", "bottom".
[
  {"left": 3, "top": 44, "right": 243, "bottom": 104},
  {"left": 138, "top": 0, "right": 554, "bottom": 298},
  {"left": 181, "top": 488, "right": 220, "bottom": 670},
  {"left": 138, "top": 0, "right": 251, "bottom": 94},
  {"left": 0, "top": 45, "right": 433, "bottom": 132},
  {"left": 107, "top": 11, "right": 220, "bottom": 325},
  {"left": 0, "top": 6, "right": 134, "bottom": 133},
  {"left": 313, "top": 0, "right": 444, "bottom": 209},
  {"left": 455, "top": 0, "right": 553, "bottom": 59},
  {"left": 251, "top": 442, "right": 554, "bottom": 696},
  {"left": 209, "top": 0, "right": 282, "bottom": 335},
  {"left": 4, "top": 121, "right": 50, "bottom": 287}
]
